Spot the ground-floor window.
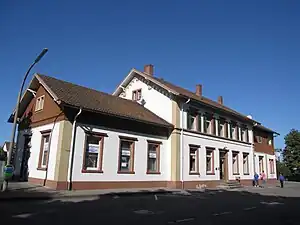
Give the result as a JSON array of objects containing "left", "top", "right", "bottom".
[
  {"left": 82, "top": 132, "right": 105, "bottom": 172},
  {"left": 269, "top": 159, "right": 275, "bottom": 174},
  {"left": 147, "top": 141, "right": 161, "bottom": 173},
  {"left": 206, "top": 148, "right": 214, "bottom": 174},
  {"left": 243, "top": 153, "right": 249, "bottom": 175},
  {"left": 118, "top": 136, "right": 136, "bottom": 173},
  {"left": 232, "top": 151, "right": 239, "bottom": 175},
  {"left": 38, "top": 131, "right": 51, "bottom": 169},
  {"left": 259, "top": 156, "right": 264, "bottom": 173},
  {"left": 189, "top": 145, "right": 199, "bottom": 174}
]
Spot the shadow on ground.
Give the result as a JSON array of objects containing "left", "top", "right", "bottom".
[{"left": 1, "top": 188, "right": 299, "bottom": 225}]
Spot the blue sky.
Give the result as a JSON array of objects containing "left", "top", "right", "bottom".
[{"left": 0, "top": 0, "right": 299, "bottom": 149}]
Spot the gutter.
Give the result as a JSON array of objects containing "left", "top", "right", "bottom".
[
  {"left": 180, "top": 98, "right": 190, "bottom": 190},
  {"left": 68, "top": 107, "right": 82, "bottom": 191}
]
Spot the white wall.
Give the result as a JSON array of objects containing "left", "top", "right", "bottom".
[
  {"left": 17, "top": 122, "right": 61, "bottom": 180},
  {"left": 254, "top": 152, "right": 277, "bottom": 180},
  {"left": 71, "top": 124, "right": 171, "bottom": 182},
  {"left": 182, "top": 131, "right": 254, "bottom": 182},
  {"left": 119, "top": 77, "right": 173, "bottom": 124}
]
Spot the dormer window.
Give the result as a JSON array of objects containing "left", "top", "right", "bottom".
[
  {"left": 35, "top": 95, "right": 45, "bottom": 111},
  {"left": 132, "top": 89, "right": 142, "bottom": 101}
]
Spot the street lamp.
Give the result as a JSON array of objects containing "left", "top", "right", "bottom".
[{"left": 2, "top": 48, "right": 48, "bottom": 192}]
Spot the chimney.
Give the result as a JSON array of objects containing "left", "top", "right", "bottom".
[
  {"left": 195, "top": 84, "right": 202, "bottom": 96},
  {"left": 218, "top": 96, "right": 223, "bottom": 105},
  {"left": 144, "top": 64, "right": 154, "bottom": 76}
]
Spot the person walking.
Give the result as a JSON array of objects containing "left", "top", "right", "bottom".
[
  {"left": 254, "top": 172, "right": 259, "bottom": 187},
  {"left": 260, "top": 171, "right": 266, "bottom": 188},
  {"left": 279, "top": 174, "right": 285, "bottom": 188}
]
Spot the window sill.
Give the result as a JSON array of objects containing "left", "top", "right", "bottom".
[
  {"left": 37, "top": 167, "right": 47, "bottom": 171},
  {"left": 206, "top": 172, "right": 215, "bottom": 175},
  {"left": 189, "top": 172, "right": 200, "bottom": 175},
  {"left": 82, "top": 169, "right": 103, "bottom": 173},
  {"left": 233, "top": 173, "right": 240, "bottom": 175},
  {"left": 146, "top": 171, "right": 161, "bottom": 175},
  {"left": 117, "top": 171, "right": 135, "bottom": 174},
  {"left": 243, "top": 173, "right": 250, "bottom": 175}
]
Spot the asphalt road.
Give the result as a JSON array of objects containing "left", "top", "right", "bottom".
[{"left": 1, "top": 186, "right": 299, "bottom": 225}]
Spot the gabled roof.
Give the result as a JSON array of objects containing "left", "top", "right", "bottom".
[
  {"left": 113, "top": 68, "right": 257, "bottom": 124},
  {"left": 254, "top": 124, "right": 280, "bottom": 135},
  {"left": 9, "top": 74, "right": 174, "bottom": 129}
]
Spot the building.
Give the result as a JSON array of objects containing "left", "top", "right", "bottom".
[{"left": 10, "top": 65, "right": 278, "bottom": 190}]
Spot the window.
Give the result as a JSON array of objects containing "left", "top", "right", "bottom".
[
  {"left": 187, "top": 110, "right": 197, "bottom": 131},
  {"left": 257, "top": 136, "right": 262, "bottom": 143},
  {"left": 204, "top": 115, "right": 212, "bottom": 134},
  {"left": 206, "top": 148, "right": 214, "bottom": 174},
  {"left": 189, "top": 145, "right": 199, "bottom": 174},
  {"left": 35, "top": 95, "right": 45, "bottom": 111},
  {"left": 82, "top": 132, "right": 106, "bottom": 172},
  {"left": 240, "top": 128, "right": 246, "bottom": 142},
  {"left": 147, "top": 141, "right": 161, "bottom": 174},
  {"left": 259, "top": 156, "right": 264, "bottom": 173},
  {"left": 218, "top": 119, "right": 225, "bottom": 137},
  {"left": 269, "top": 159, "right": 275, "bottom": 174},
  {"left": 132, "top": 89, "right": 142, "bottom": 101},
  {"left": 268, "top": 138, "right": 272, "bottom": 146},
  {"left": 118, "top": 137, "right": 136, "bottom": 173},
  {"left": 243, "top": 153, "right": 249, "bottom": 175},
  {"left": 232, "top": 152, "right": 239, "bottom": 175},
  {"left": 38, "top": 131, "right": 50, "bottom": 169},
  {"left": 230, "top": 123, "right": 237, "bottom": 139}
]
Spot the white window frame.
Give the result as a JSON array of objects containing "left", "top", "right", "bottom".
[
  {"left": 189, "top": 146, "right": 199, "bottom": 174},
  {"left": 218, "top": 119, "right": 225, "bottom": 137},
  {"left": 35, "top": 95, "right": 45, "bottom": 111},
  {"left": 232, "top": 152, "right": 239, "bottom": 175},
  {"left": 41, "top": 134, "right": 50, "bottom": 168},
  {"left": 243, "top": 153, "right": 249, "bottom": 175},
  {"left": 206, "top": 149, "right": 214, "bottom": 174}
]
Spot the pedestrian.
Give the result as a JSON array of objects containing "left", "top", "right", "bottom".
[
  {"left": 260, "top": 171, "right": 266, "bottom": 187},
  {"left": 254, "top": 172, "right": 259, "bottom": 187},
  {"left": 279, "top": 174, "right": 285, "bottom": 188}
]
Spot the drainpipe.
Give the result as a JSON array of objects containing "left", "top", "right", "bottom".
[
  {"left": 68, "top": 108, "right": 82, "bottom": 191},
  {"left": 180, "top": 98, "right": 190, "bottom": 190}
]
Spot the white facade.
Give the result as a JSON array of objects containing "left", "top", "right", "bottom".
[
  {"left": 119, "top": 77, "right": 173, "bottom": 124},
  {"left": 69, "top": 124, "right": 171, "bottom": 182},
  {"left": 15, "top": 122, "right": 61, "bottom": 180},
  {"left": 254, "top": 152, "right": 277, "bottom": 179}
]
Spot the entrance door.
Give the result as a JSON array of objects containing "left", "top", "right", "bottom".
[{"left": 219, "top": 151, "right": 228, "bottom": 180}]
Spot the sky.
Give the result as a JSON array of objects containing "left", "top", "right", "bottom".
[{"left": 0, "top": 0, "right": 299, "bottom": 149}]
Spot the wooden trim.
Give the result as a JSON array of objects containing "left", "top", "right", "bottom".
[
  {"left": 189, "top": 144, "right": 200, "bottom": 148},
  {"left": 147, "top": 140, "right": 162, "bottom": 145},
  {"left": 37, "top": 132, "right": 51, "bottom": 169},
  {"left": 206, "top": 148, "right": 215, "bottom": 175},
  {"left": 119, "top": 135, "right": 138, "bottom": 141},
  {"left": 84, "top": 130, "right": 108, "bottom": 137},
  {"left": 146, "top": 141, "right": 161, "bottom": 174},
  {"left": 117, "top": 139, "right": 135, "bottom": 174},
  {"left": 40, "top": 129, "right": 51, "bottom": 134},
  {"left": 82, "top": 133, "right": 105, "bottom": 172}
]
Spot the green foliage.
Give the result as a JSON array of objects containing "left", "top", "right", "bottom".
[
  {"left": 283, "top": 129, "right": 300, "bottom": 177},
  {"left": 276, "top": 161, "right": 291, "bottom": 177}
]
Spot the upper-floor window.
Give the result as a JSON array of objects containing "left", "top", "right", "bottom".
[
  {"left": 240, "top": 127, "right": 248, "bottom": 142},
  {"left": 187, "top": 110, "right": 198, "bottom": 131},
  {"left": 218, "top": 119, "right": 226, "bottom": 137},
  {"left": 35, "top": 95, "right": 45, "bottom": 111},
  {"left": 132, "top": 89, "right": 142, "bottom": 101},
  {"left": 257, "top": 136, "right": 262, "bottom": 143},
  {"left": 230, "top": 122, "right": 237, "bottom": 139},
  {"left": 204, "top": 114, "right": 213, "bottom": 134},
  {"left": 268, "top": 138, "right": 272, "bottom": 146}
]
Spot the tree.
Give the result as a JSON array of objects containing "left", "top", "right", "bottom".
[{"left": 283, "top": 129, "right": 300, "bottom": 178}]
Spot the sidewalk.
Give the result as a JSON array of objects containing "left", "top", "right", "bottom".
[{"left": 0, "top": 182, "right": 192, "bottom": 201}]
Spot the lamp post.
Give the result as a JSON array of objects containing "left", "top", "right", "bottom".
[{"left": 2, "top": 48, "right": 48, "bottom": 192}]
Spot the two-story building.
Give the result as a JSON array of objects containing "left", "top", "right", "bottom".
[
  {"left": 113, "top": 64, "right": 279, "bottom": 188},
  {"left": 11, "top": 65, "right": 278, "bottom": 190}
]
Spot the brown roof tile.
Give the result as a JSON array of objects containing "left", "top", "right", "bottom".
[
  {"left": 37, "top": 74, "right": 173, "bottom": 128},
  {"left": 139, "top": 71, "right": 255, "bottom": 123}
]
